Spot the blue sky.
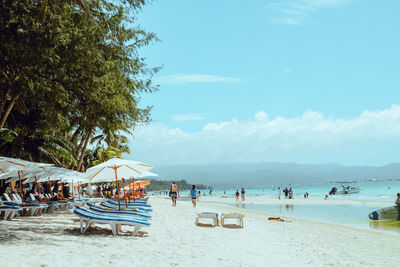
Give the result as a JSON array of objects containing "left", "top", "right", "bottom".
[{"left": 127, "top": 0, "right": 400, "bottom": 166}]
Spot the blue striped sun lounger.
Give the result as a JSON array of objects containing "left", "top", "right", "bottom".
[
  {"left": 101, "top": 201, "right": 153, "bottom": 212},
  {"left": 106, "top": 199, "right": 151, "bottom": 207},
  {"left": 0, "top": 205, "right": 22, "bottom": 220},
  {"left": 87, "top": 203, "right": 152, "bottom": 219},
  {"left": 73, "top": 207, "right": 150, "bottom": 236}
]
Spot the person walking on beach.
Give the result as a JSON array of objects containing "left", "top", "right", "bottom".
[
  {"left": 169, "top": 181, "right": 179, "bottom": 207},
  {"left": 396, "top": 193, "right": 400, "bottom": 220},
  {"left": 235, "top": 190, "right": 240, "bottom": 201},
  {"left": 278, "top": 187, "right": 281, "bottom": 199},
  {"left": 189, "top": 185, "right": 197, "bottom": 208},
  {"left": 241, "top": 188, "right": 245, "bottom": 201}
]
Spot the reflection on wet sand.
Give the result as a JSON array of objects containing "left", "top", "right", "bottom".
[
  {"left": 235, "top": 202, "right": 246, "bottom": 209},
  {"left": 369, "top": 220, "right": 400, "bottom": 233},
  {"left": 285, "top": 204, "right": 293, "bottom": 212}
]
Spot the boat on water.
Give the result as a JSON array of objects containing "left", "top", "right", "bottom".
[
  {"left": 329, "top": 185, "right": 362, "bottom": 195},
  {"left": 369, "top": 206, "right": 398, "bottom": 220}
]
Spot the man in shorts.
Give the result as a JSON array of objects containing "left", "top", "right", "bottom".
[{"left": 169, "top": 181, "right": 179, "bottom": 206}]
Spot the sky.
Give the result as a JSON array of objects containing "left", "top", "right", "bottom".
[{"left": 126, "top": 0, "right": 400, "bottom": 166}]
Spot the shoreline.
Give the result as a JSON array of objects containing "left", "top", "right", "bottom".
[{"left": 197, "top": 196, "right": 400, "bottom": 236}]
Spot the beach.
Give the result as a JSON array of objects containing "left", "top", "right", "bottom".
[{"left": 1, "top": 196, "right": 399, "bottom": 267}]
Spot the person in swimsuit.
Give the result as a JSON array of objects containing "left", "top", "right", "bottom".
[
  {"left": 241, "top": 188, "right": 245, "bottom": 201},
  {"left": 235, "top": 190, "right": 239, "bottom": 201},
  {"left": 169, "top": 181, "right": 179, "bottom": 206},
  {"left": 189, "top": 185, "right": 197, "bottom": 208}
]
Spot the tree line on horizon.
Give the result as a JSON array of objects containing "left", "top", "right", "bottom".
[
  {"left": 145, "top": 179, "right": 210, "bottom": 192},
  {"left": 0, "top": 0, "right": 159, "bottom": 171}
]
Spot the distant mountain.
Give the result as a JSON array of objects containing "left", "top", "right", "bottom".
[{"left": 152, "top": 162, "right": 400, "bottom": 187}]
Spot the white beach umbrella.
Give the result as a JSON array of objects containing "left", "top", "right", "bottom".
[
  {"left": 0, "top": 157, "right": 53, "bottom": 195},
  {"left": 84, "top": 158, "right": 154, "bottom": 209},
  {"left": 0, "top": 157, "right": 53, "bottom": 174}
]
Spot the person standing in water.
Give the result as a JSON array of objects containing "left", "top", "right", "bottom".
[
  {"left": 235, "top": 190, "right": 239, "bottom": 201},
  {"left": 189, "top": 185, "right": 197, "bottom": 208},
  {"left": 169, "top": 181, "right": 180, "bottom": 207},
  {"left": 278, "top": 187, "right": 281, "bottom": 199},
  {"left": 241, "top": 188, "right": 245, "bottom": 201},
  {"left": 396, "top": 193, "right": 400, "bottom": 220}
]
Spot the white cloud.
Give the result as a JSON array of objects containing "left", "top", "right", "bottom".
[
  {"left": 155, "top": 74, "right": 239, "bottom": 85},
  {"left": 255, "top": 111, "right": 269, "bottom": 121},
  {"left": 269, "top": 0, "right": 353, "bottom": 25},
  {"left": 171, "top": 113, "right": 205, "bottom": 122},
  {"left": 128, "top": 105, "right": 400, "bottom": 165}
]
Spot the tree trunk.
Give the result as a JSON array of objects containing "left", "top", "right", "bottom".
[
  {"left": 0, "top": 94, "right": 19, "bottom": 129},
  {"left": 70, "top": 133, "right": 84, "bottom": 169},
  {"left": 0, "top": 88, "right": 11, "bottom": 119},
  {"left": 70, "top": 125, "right": 81, "bottom": 145},
  {"left": 76, "top": 127, "right": 94, "bottom": 172}
]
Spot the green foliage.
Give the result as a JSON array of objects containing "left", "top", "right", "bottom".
[
  {"left": 145, "top": 179, "right": 209, "bottom": 192},
  {"left": 0, "top": 0, "right": 159, "bottom": 169}
]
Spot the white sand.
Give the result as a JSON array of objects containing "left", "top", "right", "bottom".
[{"left": 1, "top": 196, "right": 399, "bottom": 267}]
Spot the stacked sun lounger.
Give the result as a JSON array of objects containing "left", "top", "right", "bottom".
[
  {"left": 73, "top": 207, "right": 150, "bottom": 236},
  {"left": 86, "top": 202, "right": 152, "bottom": 219},
  {"left": 100, "top": 200, "right": 153, "bottom": 212},
  {"left": 71, "top": 198, "right": 152, "bottom": 236}
]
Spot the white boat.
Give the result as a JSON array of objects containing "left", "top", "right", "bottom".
[
  {"left": 329, "top": 185, "right": 362, "bottom": 195},
  {"left": 337, "top": 185, "right": 362, "bottom": 194}
]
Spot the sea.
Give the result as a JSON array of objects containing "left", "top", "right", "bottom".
[{"left": 181, "top": 180, "right": 400, "bottom": 233}]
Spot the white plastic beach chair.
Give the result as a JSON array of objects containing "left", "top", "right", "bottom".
[
  {"left": 221, "top": 213, "right": 244, "bottom": 228},
  {"left": 195, "top": 212, "right": 219, "bottom": 227}
]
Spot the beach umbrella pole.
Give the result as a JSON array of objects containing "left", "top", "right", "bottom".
[
  {"left": 121, "top": 178, "right": 128, "bottom": 207},
  {"left": 114, "top": 167, "right": 121, "bottom": 210},
  {"left": 18, "top": 170, "right": 23, "bottom": 197},
  {"left": 35, "top": 176, "right": 39, "bottom": 195}
]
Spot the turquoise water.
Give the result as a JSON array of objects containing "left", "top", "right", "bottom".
[
  {"left": 201, "top": 180, "right": 400, "bottom": 202},
  {"left": 179, "top": 180, "right": 400, "bottom": 232},
  {"left": 229, "top": 203, "right": 378, "bottom": 229}
]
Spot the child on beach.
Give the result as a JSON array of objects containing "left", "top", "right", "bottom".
[{"left": 189, "top": 185, "right": 197, "bottom": 208}]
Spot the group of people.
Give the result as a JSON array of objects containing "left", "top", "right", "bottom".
[
  {"left": 0, "top": 181, "right": 73, "bottom": 203},
  {"left": 94, "top": 183, "right": 147, "bottom": 200},
  {"left": 278, "top": 187, "right": 293, "bottom": 199},
  {"left": 235, "top": 188, "right": 246, "bottom": 201},
  {"left": 168, "top": 181, "right": 200, "bottom": 208}
]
